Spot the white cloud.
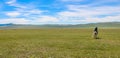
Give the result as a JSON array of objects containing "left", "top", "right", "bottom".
[
  {"left": 35, "top": 16, "right": 59, "bottom": 23},
  {"left": 5, "top": 11, "right": 21, "bottom": 17},
  {"left": 57, "top": 5, "right": 120, "bottom": 24},
  {"left": 6, "top": 0, "right": 16, "bottom": 4},
  {"left": 6, "top": 0, "right": 27, "bottom": 9},
  {"left": 21, "top": 9, "right": 43, "bottom": 17},
  {"left": 0, "top": 18, "right": 30, "bottom": 24},
  {"left": 5, "top": 0, "right": 43, "bottom": 18},
  {"left": 70, "top": 15, "right": 120, "bottom": 23},
  {"left": 58, "top": 5, "right": 120, "bottom": 17},
  {"left": 2, "top": 0, "right": 120, "bottom": 24},
  {"left": 0, "top": 16, "right": 60, "bottom": 24},
  {"left": 5, "top": 0, "right": 44, "bottom": 18},
  {"left": 67, "top": 5, "right": 120, "bottom": 16},
  {"left": 0, "top": 15, "right": 61, "bottom": 24}
]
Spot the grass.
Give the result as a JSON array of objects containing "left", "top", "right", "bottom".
[{"left": 0, "top": 28, "right": 120, "bottom": 58}]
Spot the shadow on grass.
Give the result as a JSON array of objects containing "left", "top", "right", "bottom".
[{"left": 95, "top": 37, "right": 101, "bottom": 39}]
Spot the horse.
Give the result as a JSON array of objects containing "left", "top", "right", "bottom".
[
  {"left": 92, "top": 27, "right": 98, "bottom": 39},
  {"left": 93, "top": 31, "right": 98, "bottom": 39}
]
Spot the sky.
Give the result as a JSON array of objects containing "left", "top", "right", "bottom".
[{"left": 0, "top": 0, "right": 120, "bottom": 24}]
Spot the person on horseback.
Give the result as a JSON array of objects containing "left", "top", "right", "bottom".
[{"left": 93, "top": 27, "right": 98, "bottom": 39}]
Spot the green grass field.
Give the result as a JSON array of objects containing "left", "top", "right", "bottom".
[{"left": 0, "top": 28, "right": 120, "bottom": 58}]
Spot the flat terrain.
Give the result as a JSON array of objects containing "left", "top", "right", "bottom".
[{"left": 0, "top": 28, "right": 120, "bottom": 58}]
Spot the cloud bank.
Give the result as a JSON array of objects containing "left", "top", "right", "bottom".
[{"left": 0, "top": 0, "right": 120, "bottom": 24}]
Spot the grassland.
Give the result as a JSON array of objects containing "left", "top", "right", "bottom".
[{"left": 0, "top": 28, "right": 120, "bottom": 58}]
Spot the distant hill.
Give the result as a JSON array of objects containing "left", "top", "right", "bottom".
[
  {"left": 0, "top": 22, "right": 120, "bottom": 29},
  {"left": 75, "top": 22, "right": 120, "bottom": 28},
  {"left": 0, "top": 23, "right": 13, "bottom": 26}
]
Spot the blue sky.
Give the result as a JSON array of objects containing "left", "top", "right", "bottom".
[{"left": 0, "top": 0, "right": 120, "bottom": 24}]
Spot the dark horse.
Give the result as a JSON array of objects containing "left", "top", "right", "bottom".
[{"left": 93, "top": 27, "right": 98, "bottom": 39}]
